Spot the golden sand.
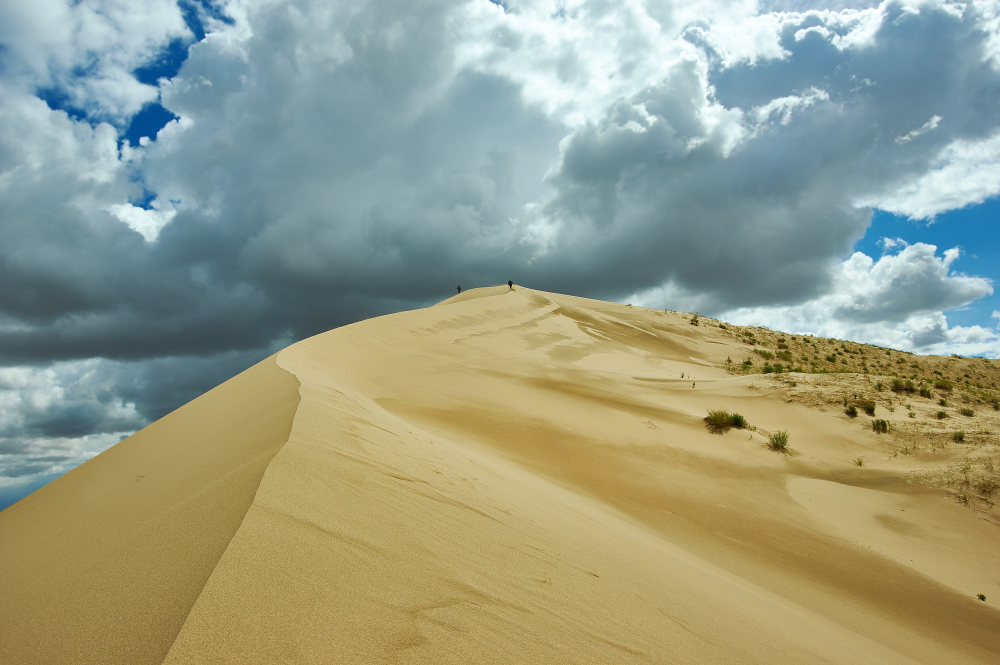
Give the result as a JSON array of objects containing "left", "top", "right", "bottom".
[{"left": 2, "top": 287, "right": 998, "bottom": 663}]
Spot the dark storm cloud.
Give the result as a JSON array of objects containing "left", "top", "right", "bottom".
[{"left": 525, "top": 2, "right": 1000, "bottom": 313}]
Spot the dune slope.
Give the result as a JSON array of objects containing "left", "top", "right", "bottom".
[
  {"left": 3, "top": 287, "right": 999, "bottom": 663},
  {"left": 0, "top": 356, "right": 300, "bottom": 665}
]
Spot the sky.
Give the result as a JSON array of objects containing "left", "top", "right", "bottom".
[{"left": 1, "top": 0, "right": 1000, "bottom": 509}]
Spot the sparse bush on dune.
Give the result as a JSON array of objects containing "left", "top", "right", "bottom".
[
  {"left": 890, "top": 378, "right": 916, "bottom": 393},
  {"left": 937, "top": 411, "right": 948, "bottom": 419},
  {"left": 845, "top": 405, "right": 858, "bottom": 417},
  {"left": 919, "top": 387, "right": 932, "bottom": 398},
  {"left": 705, "top": 410, "right": 748, "bottom": 433},
  {"left": 960, "top": 407, "right": 974, "bottom": 417},
  {"left": 935, "top": 378, "right": 954, "bottom": 392},
  {"left": 860, "top": 400, "right": 876, "bottom": 416},
  {"left": 728, "top": 412, "right": 747, "bottom": 428},
  {"left": 953, "top": 431, "right": 965, "bottom": 442},
  {"left": 872, "top": 419, "right": 891, "bottom": 434},
  {"left": 767, "top": 431, "right": 790, "bottom": 453}
]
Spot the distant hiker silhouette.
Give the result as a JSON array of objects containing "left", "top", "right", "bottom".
[
  {"left": 457, "top": 285, "right": 461, "bottom": 294},
  {"left": 508, "top": 280, "right": 513, "bottom": 290}
]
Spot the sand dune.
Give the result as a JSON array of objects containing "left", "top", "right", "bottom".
[{"left": 2, "top": 286, "right": 998, "bottom": 663}]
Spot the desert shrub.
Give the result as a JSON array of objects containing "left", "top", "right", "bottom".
[
  {"left": 960, "top": 407, "right": 974, "bottom": 417},
  {"left": 718, "top": 323, "right": 727, "bottom": 329},
  {"left": 777, "top": 342, "right": 789, "bottom": 349},
  {"left": 939, "top": 398, "right": 948, "bottom": 406},
  {"left": 705, "top": 410, "right": 731, "bottom": 429},
  {"left": 772, "top": 363, "right": 784, "bottom": 373},
  {"left": 690, "top": 314, "right": 699, "bottom": 325},
  {"left": 993, "top": 400, "right": 999, "bottom": 411},
  {"left": 860, "top": 400, "right": 876, "bottom": 416},
  {"left": 875, "top": 381, "right": 884, "bottom": 392},
  {"left": 892, "top": 379, "right": 916, "bottom": 393},
  {"left": 776, "top": 350, "right": 793, "bottom": 362},
  {"left": 767, "top": 431, "right": 789, "bottom": 452},
  {"left": 755, "top": 349, "right": 774, "bottom": 360},
  {"left": 704, "top": 410, "right": 747, "bottom": 432},
  {"left": 953, "top": 430, "right": 965, "bottom": 442},
  {"left": 825, "top": 355, "right": 837, "bottom": 363},
  {"left": 934, "top": 378, "right": 954, "bottom": 392},
  {"left": 854, "top": 457, "right": 865, "bottom": 467},
  {"left": 845, "top": 405, "right": 858, "bottom": 417},
  {"left": 919, "top": 387, "right": 932, "bottom": 398},
  {"left": 872, "top": 419, "right": 891, "bottom": 434},
  {"left": 937, "top": 411, "right": 948, "bottom": 419},
  {"left": 742, "top": 358, "right": 753, "bottom": 367}
]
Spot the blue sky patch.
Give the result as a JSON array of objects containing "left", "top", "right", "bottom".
[
  {"left": 122, "top": 102, "right": 179, "bottom": 148},
  {"left": 36, "top": 87, "right": 91, "bottom": 125},
  {"left": 858, "top": 200, "right": 1000, "bottom": 329},
  {"left": 133, "top": 37, "right": 192, "bottom": 86}
]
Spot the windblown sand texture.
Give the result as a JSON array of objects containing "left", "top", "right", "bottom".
[{"left": 2, "top": 286, "right": 999, "bottom": 664}]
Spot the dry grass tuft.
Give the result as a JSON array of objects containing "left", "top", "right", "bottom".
[{"left": 704, "top": 410, "right": 747, "bottom": 433}]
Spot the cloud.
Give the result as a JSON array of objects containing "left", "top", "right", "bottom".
[
  {"left": 105, "top": 202, "right": 177, "bottom": 241},
  {"left": 859, "top": 130, "right": 1000, "bottom": 218},
  {"left": 0, "top": 0, "right": 191, "bottom": 121},
  {"left": 3, "top": 0, "right": 1000, "bottom": 496},
  {"left": 894, "top": 114, "right": 942, "bottom": 144},
  {"left": 710, "top": 242, "right": 997, "bottom": 355}
]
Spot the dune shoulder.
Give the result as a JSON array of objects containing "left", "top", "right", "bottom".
[{"left": 3, "top": 288, "right": 1000, "bottom": 664}]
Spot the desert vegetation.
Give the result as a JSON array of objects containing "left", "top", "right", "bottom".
[
  {"left": 645, "top": 308, "right": 1000, "bottom": 516},
  {"left": 714, "top": 320, "right": 1000, "bottom": 413},
  {"left": 767, "top": 430, "right": 790, "bottom": 453},
  {"left": 688, "top": 313, "right": 1000, "bottom": 517},
  {"left": 704, "top": 409, "right": 748, "bottom": 433}
]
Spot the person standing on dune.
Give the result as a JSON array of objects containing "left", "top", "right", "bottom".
[
  {"left": 508, "top": 280, "right": 513, "bottom": 291},
  {"left": 457, "top": 285, "right": 461, "bottom": 294}
]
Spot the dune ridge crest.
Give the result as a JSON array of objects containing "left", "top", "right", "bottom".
[{"left": 4, "top": 286, "right": 1000, "bottom": 663}]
